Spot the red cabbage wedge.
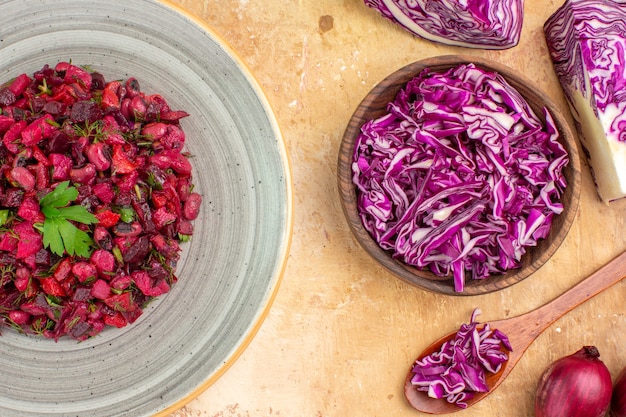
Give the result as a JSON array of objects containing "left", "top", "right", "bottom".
[
  {"left": 352, "top": 63, "right": 569, "bottom": 292},
  {"left": 544, "top": 0, "right": 626, "bottom": 203},
  {"left": 364, "top": 0, "right": 524, "bottom": 50}
]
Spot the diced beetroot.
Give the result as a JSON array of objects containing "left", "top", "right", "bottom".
[
  {"left": 111, "top": 144, "right": 140, "bottom": 174},
  {"left": 0, "top": 87, "right": 16, "bottom": 106},
  {"left": 160, "top": 125, "right": 185, "bottom": 151},
  {"left": 177, "top": 178, "right": 192, "bottom": 202},
  {"left": 70, "top": 163, "right": 96, "bottom": 184},
  {"left": 177, "top": 220, "right": 193, "bottom": 236},
  {"left": 121, "top": 235, "right": 150, "bottom": 265},
  {"left": 104, "top": 291, "right": 135, "bottom": 312},
  {"left": 110, "top": 273, "right": 132, "bottom": 291},
  {"left": 151, "top": 279, "right": 171, "bottom": 296},
  {"left": 93, "top": 226, "right": 112, "bottom": 250},
  {"left": 129, "top": 96, "right": 147, "bottom": 120},
  {"left": 92, "top": 182, "right": 115, "bottom": 204},
  {"left": 90, "top": 279, "right": 111, "bottom": 300},
  {"left": 140, "top": 122, "right": 168, "bottom": 140},
  {"left": 53, "top": 257, "right": 73, "bottom": 282},
  {"left": 151, "top": 190, "right": 169, "bottom": 208},
  {"left": 163, "top": 150, "right": 192, "bottom": 175},
  {"left": 3, "top": 187, "right": 24, "bottom": 207},
  {"left": 103, "top": 311, "right": 127, "bottom": 328},
  {"left": 148, "top": 153, "right": 171, "bottom": 170},
  {"left": 14, "top": 221, "right": 43, "bottom": 260},
  {"left": 49, "top": 153, "right": 73, "bottom": 180},
  {"left": 0, "top": 114, "right": 14, "bottom": 134},
  {"left": 86, "top": 142, "right": 111, "bottom": 171},
  {"left": 20, "top": 302, "right": 47, "bottom": 316},
  {"left": 89, "top": 249, "right": 116, "bottom": 278},
  {"left": 72, "top": 287, "right": 92, "bottom": 301},
  {"left": 72, "top": 262, "right": 97, "bottom": 283},
  {"left": 17, "top": 196, "right": 41, "bottom": 222},
  {"left": 70, "top": 100, "right": 102, "bottom": 123},
  {"left": 101, "top": 81, "right": 121, "bottom": 110},
  {"left": 102, "top": 114, "right": 120, "bottom": 131},
  {"left": 7, "top": 73, "right": 31, "bottom": 97},
  {"left": 132, "top": 270, "right": 170, "bottom": 297},
  {"left": 3, "top": 120, "right": 27, "bottom": 154},
  {"left": 9, "top": 310, "right": 31, "bottom": 325},
  {"left": 9, "top": 166, "right": 35, "bottom": 192},
  {"left": 21, "top": 253, "right": 37, "bottom": 271},
  {"left": 153, "top": 206, "right": 177, "bottom": 229},
  {"left": 33, "top": 162, "right": 50, "bottom": 190},
  {"left": 150, "top": 234, "right": 180, "bottom": 260},
  {"left": 57, "top": 62, "right": 92, "bottom": 90},
  {"left": 183, "top": 193, "right": 202, "bottom": 220},
  {"left": 115, "top": 170, "right": 139, "bottom": 192},
  {"left": 94, "top": 210, "right": 120, "bottom": 229},
  {"left": 0, "top": 232, "right": 18, "bottom": 252},
  {"left": 13, "top": 267, "right": 31, "bottom": 292},
  {"left": 113, "top": 235, "right": 137, "bottom": 258},
  {"left": 124, "top": 77, "right": 141, "bottom": 98},
  {"left": 21, "top": 114, "right": 58, "bottom": 146},
  {"left": 160, "top": 110, "right": 189, "bottom": 122},
  {"left": 39, "top": 277, "right": 66, "bottom": 297},
  {"left": 32, "top": 145, "right": 51, "bottom": 166}
]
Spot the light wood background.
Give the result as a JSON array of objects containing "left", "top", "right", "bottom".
[{"left": 166, "top": 1, "right": 626, "bottom": 416}]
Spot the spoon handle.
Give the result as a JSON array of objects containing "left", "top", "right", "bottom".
[{"left": 492, "top": 250, "right": 626, "bottom": 344}]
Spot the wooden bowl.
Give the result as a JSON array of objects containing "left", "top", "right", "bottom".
[{"left": 337, "top": 55, "right": 582, "bottom": 296}]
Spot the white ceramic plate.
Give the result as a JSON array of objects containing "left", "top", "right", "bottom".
[{"left": 0, "top": 1, "right": 292, "bottom": 416}]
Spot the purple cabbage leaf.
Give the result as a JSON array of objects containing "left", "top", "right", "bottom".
[
  {"left": 544, "top": 0, "right": 626, "bottom": 203},
  {"left": 364, "top": 0, "right": 524, "bottom": 50}
]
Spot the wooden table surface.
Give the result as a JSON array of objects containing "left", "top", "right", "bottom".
[{"left": 166, "top": 1, "right": 626, "bottom": 416}]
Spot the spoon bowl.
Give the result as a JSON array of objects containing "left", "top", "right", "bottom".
[{"left": 404, "top": 250, "right": 626, "bottom": 414}]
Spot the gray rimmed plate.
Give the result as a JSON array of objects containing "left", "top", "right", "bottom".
[{"left": 0, "top": 1, "right": 293, "bottom": 416}]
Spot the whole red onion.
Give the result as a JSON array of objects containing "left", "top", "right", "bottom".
[
  {"left": 535, "top": 346, "right": 612, "bottom": 417},
  {"left": 612, "top": 366, "right": 626, "bottom": 417}
]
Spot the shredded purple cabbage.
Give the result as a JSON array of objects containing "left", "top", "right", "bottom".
[
  {"left": 352, "top": 64, "right": 569, "bottom": 291},
  {"left": 410, "top": 309, "right": 512, "bottom": 408},
  {"left": 364, "top": 0, "right": 524, "bottom": 50},
  {"left": 544, "top": 0, "right": 626, "bottom": 203}
]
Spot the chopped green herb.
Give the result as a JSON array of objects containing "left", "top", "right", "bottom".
[{"left": 39, "top": 181, "right": 98, "bottom": 258}]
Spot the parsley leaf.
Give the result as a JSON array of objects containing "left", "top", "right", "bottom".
[{"left": 39, "top": 181, "right": 98, "bottom": 258}]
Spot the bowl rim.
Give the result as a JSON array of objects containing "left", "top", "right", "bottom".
[{"left": 337, "top": 54, "right": 582, "bottom": 296}]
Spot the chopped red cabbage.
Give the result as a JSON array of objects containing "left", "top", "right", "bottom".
[
  {"left": 410, "top": 309, "right": 512, "bottom": 408},
  {"left": 352, "top": 63, "right": 569, "bottom": 291}
]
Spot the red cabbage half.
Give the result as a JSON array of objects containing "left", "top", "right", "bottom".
[
  {"left": 544, "top": 0, "right": 626, "bottom": 203},
  {"left": 409, "top": 309, "right": 512, "bottom": 408},
  {"left": 364, "top": 0, "right": 524, "bottom": 50},
  {"left": 352, "top": 63, "right": 569, "bottom": 292}
]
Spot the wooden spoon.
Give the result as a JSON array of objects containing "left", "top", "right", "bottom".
[{"left": 404, "top": 250, "right": 626, "bottom": 414}]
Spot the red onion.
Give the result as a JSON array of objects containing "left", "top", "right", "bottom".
[
  {"left": 611, "top": 366, "right": 626, "bottom": 417},
  {"left": 535, "top": 346, "right": 612, "bottom": 417}
]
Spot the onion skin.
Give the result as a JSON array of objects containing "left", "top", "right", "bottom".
[
  {"left": 611, "top": 366, "right": 626, "bottom": 417},
  {"left": 535, "top": 346, "right": 612, "bottom": 417}
]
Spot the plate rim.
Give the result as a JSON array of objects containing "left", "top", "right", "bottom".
[{"left": 152, "top": 1, "right": 294, "bottom": 414}]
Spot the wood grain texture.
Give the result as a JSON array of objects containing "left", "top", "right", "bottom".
[
  {"left": 166, "top": 2, "right": 626, "bottom": 417},
  {"left": 338, "top": 55, "right": 582, "bottom": 296}
]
